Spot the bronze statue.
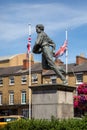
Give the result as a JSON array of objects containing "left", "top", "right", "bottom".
[{"left": 33, "top": 24, "right": 67, "bottom": 85}]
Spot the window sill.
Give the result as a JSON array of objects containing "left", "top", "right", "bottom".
[
  {"left": 21, "top": 103, "right": 26, "bottom": 105},
  {"left": 21, "top": 82, "right": 27, "bottom": 85},
  {"left": 9, "top": 84, "right": 15, "bottom": 86},
  {"left": 76, "top": 82, "right": 83, "bottom": 85}
]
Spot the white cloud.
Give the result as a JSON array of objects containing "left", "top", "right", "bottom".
[{"left": 0, "top": 2, "right": 87, "bottom": 41}]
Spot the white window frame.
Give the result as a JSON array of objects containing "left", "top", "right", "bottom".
[
  {"left": 76, "top": 73, "right": 83, "bottom": 84},
  {"left": 0, "top": 77, "right": 3, "bottom": 86},
  {"left": 32, "top": 74, "right": 38, "bottom": 83},
  {"left": 21, "top": 75, "right": 27, "bottom": 84},
  {"left": 9, "top": 92, "right": 14, "bottom": 105},
  {"left": 21, "top": 91, "right": 26, "bottom": 104},
  {"left": 50, "top": 76, "right": 57, "bottom": 84},
  {"left": 9, "top": 76, "right": 15, "bottom": 85},
  {"left": 0, "top": 93, "right": 2, "bottom": 105}
]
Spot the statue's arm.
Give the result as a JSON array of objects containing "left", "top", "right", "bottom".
[
  {"left": 32, "top": 34, "right": 43, "bottom": 54},
  {"left": 35, "top": 34, "right": 43, "bottom": 45},
  {"left": 46, "top": 34, "right": 56, "bottom": 50}
]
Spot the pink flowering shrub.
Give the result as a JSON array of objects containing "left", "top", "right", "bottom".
[
  {"left": 74, "top": 96, "right": 80, "bottom": 108},
  {"left": 74, "top": 83, "right": 87, "bottom": 109},
  {"left": 77, "top": 83, "right": 87, "bottom": 94}
]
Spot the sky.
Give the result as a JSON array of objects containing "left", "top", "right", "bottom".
[{"left": 0, "top": 0, "right": 87, "bottom": 63}]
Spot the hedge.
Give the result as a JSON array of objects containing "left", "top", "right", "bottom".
[{"left": 1, "top": 116, "right": 87, "bottom": 130}]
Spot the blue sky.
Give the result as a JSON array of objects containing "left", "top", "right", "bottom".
[{"left": 0, "top": 0, "right": 87, "bottom": 63}]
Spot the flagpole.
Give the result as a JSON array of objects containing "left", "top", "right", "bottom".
[
  {"left": 28, "top": 24, "right": 32, "bottom": 119},
  {"left": 65, "top": 30, "right": 68, "bottom": 83}
]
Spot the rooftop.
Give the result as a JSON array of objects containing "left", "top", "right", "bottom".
[{"left": 0, "top": 61, "right": 87, "bottom": 77}]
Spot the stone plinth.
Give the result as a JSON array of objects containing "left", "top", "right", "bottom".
[{"left": 29, "top": 84, "right": 75, "bottom": 119}]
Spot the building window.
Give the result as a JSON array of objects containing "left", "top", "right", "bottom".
[
  {"left": 9, "top": 92, "right": 14, "bottom": 105},
  {"left": 21, "top": 75, "right": 27, "bottom": 84},
  {"left": 32, "top": 74, "right": 38, "bottom": 83},
  {"left": 0, "top": 77, "right": 3, "bottom": 86},
  {"left": 21, "top": 91, "right": 26, "bottom": 104},
  {"left": 22, "top": 109, "right": 29, "bottom": 118},
  {"left": 0, "top": 93, "right": 2, "bottom": 105},
  {"left": 51, "top": 76, "right": 57, "bottom": 84},
  {"left": 76, "top": 73, "right": 83, "bottom": 84},
  {"left": 9, "top": 76, "right": 15, "bottom": 85}
]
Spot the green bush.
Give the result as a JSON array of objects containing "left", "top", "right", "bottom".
[{"left": 1, "top": 116, "right": 87, "bottom": 130}]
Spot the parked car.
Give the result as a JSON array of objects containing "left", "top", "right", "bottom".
[{"left": 0, "top": 115, "right": 25, "bottom": 128}]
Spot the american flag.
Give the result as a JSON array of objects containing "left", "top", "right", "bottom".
[{"left": 54, "top": 40, "right": 68, "bottom": 58}]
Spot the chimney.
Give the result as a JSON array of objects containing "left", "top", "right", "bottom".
[
  {"left": 23, "top": 54, "right": 34, "bottom": 69},
  {"left": 23, "top": 59, "right": 29, "bottom": 69},
  {"left": 76, "top": 55, "right": 87, "bottom": 65}
]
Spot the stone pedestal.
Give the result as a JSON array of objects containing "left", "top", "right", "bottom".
[{"left": 30, "top": 84, "right": 75, "bottom": 119}]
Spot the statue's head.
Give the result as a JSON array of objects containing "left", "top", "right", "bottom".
[{"left": 36, "top": 24, "right": 44, "bottom": 31}]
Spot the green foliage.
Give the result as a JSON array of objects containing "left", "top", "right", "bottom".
[{"left": 1, "top": 116, "right": 87, "bottom": 130}]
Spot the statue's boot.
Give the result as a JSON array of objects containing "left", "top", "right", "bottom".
[{"left": 62, "top": 80, "right": 68, "bottom": 85}]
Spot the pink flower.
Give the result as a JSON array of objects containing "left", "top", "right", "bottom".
[{"left": 77, "top": 83, "right": 87, "bottom": 94}]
